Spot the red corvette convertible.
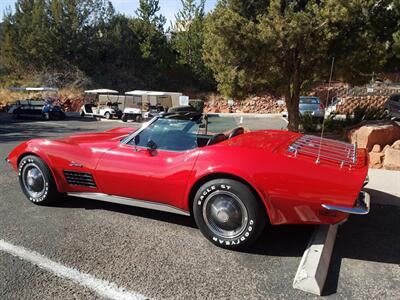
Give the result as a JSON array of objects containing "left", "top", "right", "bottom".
[{"left": 6, "top": 112, "right": 370, "bottom": 249}]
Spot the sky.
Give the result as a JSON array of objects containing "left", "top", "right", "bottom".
[{"left": 0, "top": 0, "right": 218, "bottom": 24}]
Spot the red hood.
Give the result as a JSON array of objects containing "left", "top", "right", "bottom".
[
  {"left": 55, "top": 127, "right": 137, "bottom": 145},
  {"left": 7, "top": 127, "right": 138, "bottom": 172}
]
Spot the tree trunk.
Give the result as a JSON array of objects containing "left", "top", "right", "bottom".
[
  {"left": 286, "top": 94, "right": 300, "bottom": 132},
  {"left": 285, "top": 59, "right": 301, "bottom": 132}
]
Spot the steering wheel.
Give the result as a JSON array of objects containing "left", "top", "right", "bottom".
[
  {"left": 206, "top": 133, "right": 227, "bottom": 146},
  {"left": 228, "top": 127, "right": 244, "bottom": 139}
]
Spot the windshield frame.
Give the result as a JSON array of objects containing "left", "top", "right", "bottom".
[{"left": 121, "top": 116, "right": 203, "bottom": 152}]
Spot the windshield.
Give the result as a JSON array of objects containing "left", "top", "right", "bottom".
[
  {"left": 300, "top": 97, "right": 320, "bottom": 104},
  {"left": 129, "top": 118, "right": 201, "bottom": 151}
]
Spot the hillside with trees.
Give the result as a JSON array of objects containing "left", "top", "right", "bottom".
[{"left": 0, "top": 0, "right": 214, "bottom": 91}]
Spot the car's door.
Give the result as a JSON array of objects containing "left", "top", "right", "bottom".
[{"left": 95, "top": 118, "right": 200, "bottom": 208}]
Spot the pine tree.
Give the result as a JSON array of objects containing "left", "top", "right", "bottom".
[{"left": 171, "top": 0, "right": 213, "bottom": 89}]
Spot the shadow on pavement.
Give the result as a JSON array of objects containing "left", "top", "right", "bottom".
[
  {"left": 0, "top": 124, "right": 99, "bottom": 143},
  {"left": 55, "top": 195, "right": 313, "bottom": 258},
  {"left": 324, "top": 199, "right": 400, "bottom": 295}
]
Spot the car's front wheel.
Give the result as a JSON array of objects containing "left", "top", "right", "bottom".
[
  {"left": 18, "top": 155, "right": 59, "bottom": 205},
  {"left": 104, "top": 112, "right": 111, "bottom": 119},
  {"left": 193, "top": 178, "right": 266, "bottom": 249}
]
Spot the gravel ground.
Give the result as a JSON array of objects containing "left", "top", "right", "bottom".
[{"left": 0, "top": 113, "right": 399, "bottom": 299}]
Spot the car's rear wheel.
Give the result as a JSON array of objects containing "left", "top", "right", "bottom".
[
  {"left": 122, "top": 114, "right": 128, "bottom": 122},
  {"left": 193, "top": 178, "right": 266, "bottom": 249},
  {"left": 18, "top": 155, "right": 59, "bottom": 205}
]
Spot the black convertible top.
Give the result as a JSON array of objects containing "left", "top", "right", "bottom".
[{"left": 161, "top": 111, "right": 203, "bottom": 122}]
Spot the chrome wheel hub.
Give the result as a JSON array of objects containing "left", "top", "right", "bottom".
[
  {"left": 203, "top": 191, "right": 248, "bottom": 239},
  {"left": 22, "top": 163, "right": 45, "bottom": 198}
]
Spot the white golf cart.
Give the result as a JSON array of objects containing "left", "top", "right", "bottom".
[
  {"left": 124, "top": 90, "right": 183, "bottom": 120},
  {"left": 80, "top": 89, "right": 123, "bottom": 119}
]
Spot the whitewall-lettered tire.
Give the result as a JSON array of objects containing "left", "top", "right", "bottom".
[
  {"left": 18, "top": 155, "right": 59, "bottom": 205},
  {"left": 193, "top": 178, "right": 266, "bottom": 249}
]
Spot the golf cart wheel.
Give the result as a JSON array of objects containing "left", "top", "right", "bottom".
[
  {"left": 43, "top": 112, "right": 51, "bottom": 120},
  {"left": 136, "top": 115, "right": 143, "bottom": 122},
  {"left": 193, "top": 178, "right": 266, "bottom": 249},
  {"left": 18, "top": 155, "right": 59, "bottom": 205},
  {"left": 80, "top": 110, "right": 85, "bottom": 117},
  {"left": 122, "top": 114, "right": 128, "bottom": 122},
  {"left": 104, "top": 112, "right": 111, "bottom": 119}
]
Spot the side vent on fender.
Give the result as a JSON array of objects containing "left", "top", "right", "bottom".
[{"left": 63, "top": 170, "right": 97, "bottom": 188}]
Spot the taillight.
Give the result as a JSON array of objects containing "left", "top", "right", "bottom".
[{"left": 319, "top": 103, "right": 325, "bottom": 109}]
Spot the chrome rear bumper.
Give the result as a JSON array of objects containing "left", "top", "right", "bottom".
[
  {"left": 363, "top": 175, "right": 369, "bottom": 187},
  {"left": 322, "top": 191, "right": 370, "bottom": 215}
]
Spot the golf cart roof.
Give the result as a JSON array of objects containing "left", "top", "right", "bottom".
[
  {"left": 84, "top": 89, "right": 119, "bottom": 94},
  {"left": 9, "top": 87, "right": 58, "bottom": 92},
  {"left": 125, "top": 90, "right": 182, "bottom": 96}
]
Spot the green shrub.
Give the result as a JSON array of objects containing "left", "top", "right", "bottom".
[
  {"left": 189, "top": 99, "right": 204, "bottom": 112},
  {"left": 300, "top": 113, "right": 319, "bottom": 132}
]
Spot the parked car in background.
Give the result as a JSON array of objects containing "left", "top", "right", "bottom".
[
  {"left": 7, "top": 112, "right": 370, "bottom": 250},
  {"left": 9, "top": 98, "right": 65, "bottom": 120},
  {"left": 299, "top": 96, "right": 325, "bottom": 121},
  {"left": 80, "top": 89, "right": 122, "bottom": 119},
  {"left": 384, "top": 94, "right": 400, "bottom": 119},
  {"left": 7, "top": 87, "right": 65, "bottom": 120},
  {"left": 325, "top": 96, "right": 342, "bottom": 117}
]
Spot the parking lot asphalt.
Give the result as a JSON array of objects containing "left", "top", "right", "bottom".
[{"left": 0, "top": 114, "right": 399, "bottom": 299}]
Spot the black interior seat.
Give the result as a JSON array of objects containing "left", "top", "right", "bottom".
[
  {"left": 228, "top": 127, "right": 244, "bottom": 139},
  {"left": 206, "top": 133, "right": 227, "bottom": 146}
]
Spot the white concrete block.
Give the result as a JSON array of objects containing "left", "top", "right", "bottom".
[{"left": 293, "top": 224, "right": 338, "bottom": 295}]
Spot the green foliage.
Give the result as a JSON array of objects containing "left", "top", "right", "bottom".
[
  {"left": 300, "top": 114, "right": 320, "bottom": 133},
  {"left": 203, "top": 0, "right": 400, "bottom": 131},
  {"left": 300, "top": 106, "right": 390, "bottom": 134},
  {"left": 348, "top": 106, "right": 390, "bottom": 125},
  {"left": 170, "top": 0, "right": 214, "bottom": 90},
  {"left": 189, "top": 99, "right": 204, "bottom": 112}
]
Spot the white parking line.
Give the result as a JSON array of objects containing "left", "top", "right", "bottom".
[{"left": 0, "top": 239, "right": 150, "bottom": 300}]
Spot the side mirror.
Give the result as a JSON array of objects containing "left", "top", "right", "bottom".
[
  {"left": 147, "top": 140, "right": 157, "bottom": 150},
  {"left": 134, "top": 135, "right": 140, "bottom": 145}
]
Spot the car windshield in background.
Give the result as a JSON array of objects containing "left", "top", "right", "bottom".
[
  {"left": 130, "top": 118, "right": 200, "bottom": 151},
  {"left": 300, "top": 97, "right": 320, "bottom": 104}
]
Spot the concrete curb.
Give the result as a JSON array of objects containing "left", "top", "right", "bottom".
[
  {"left": 293, "top": 224, "right": 338, "bottom": 295},
  {"left": 366, "top": 169, "right": 400, "bottom": 197}
]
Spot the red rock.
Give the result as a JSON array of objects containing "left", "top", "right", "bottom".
[
  {"left": 383, "top": 147, "right": 400, "bottom": 170},
  {"left": 392, "top": 140, "right": 400, "bottom": 150},
  {"left": 348, "top": 121, "right": 400, "bottom": 152},
  {"left": 369, "top": 151, "right": 385, "bottom": 167},
  {"left": 372, "top": 144, "right": 381, "bottom": 153}
]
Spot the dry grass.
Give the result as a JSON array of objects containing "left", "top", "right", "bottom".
[{"left": 0, "top": 87, "right": 84, "bottom": 107}]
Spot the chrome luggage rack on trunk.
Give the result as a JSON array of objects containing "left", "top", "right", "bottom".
[{"left": 287, "top": 135, "right": 357, "bottom": 169}]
